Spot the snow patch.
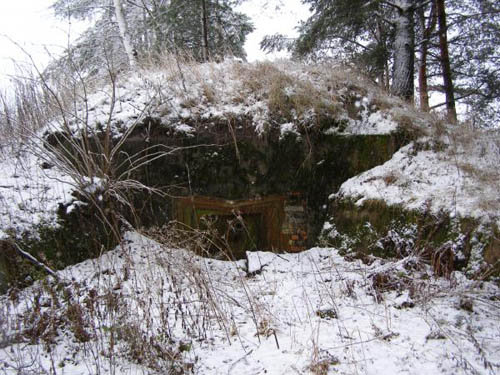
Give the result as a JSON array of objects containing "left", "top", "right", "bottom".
[
  {"left": 0, "top": 147, "right": 76, "bottom": 239},
  {"left": 336, "top": 137, "right": 500, "bottom": 225}
]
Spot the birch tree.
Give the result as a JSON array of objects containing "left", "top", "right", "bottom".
[
  {"left": 200, "top": 0, "right": 210, "bottom": 61},
  {"left": 51, "top": 0, "right": 253, "bottom": 70},
  {"left": 113, "top": 0, "right": 138, "bottom": 68},
  {"left": 51, "top": 0, "right": 139, "bottom": 70}
]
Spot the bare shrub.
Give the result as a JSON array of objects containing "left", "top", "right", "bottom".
[{"left": 431, "top": 243, "right": 455, "bottom": 279}]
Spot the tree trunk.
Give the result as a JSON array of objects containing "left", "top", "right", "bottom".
[
  {"left": 376, "top": 20, "right": 388, "bottom": 89},
  {"left": 201, "top": 0, "right": 210, "bottom": 62},
  {"left": 418, "top": 1, "right": 436, "bottom": 112},
  {"left": 142, "top": 7, "right": 149, "bottom": 50},
  {"left": 385, "top": 59, "right": 390, "bottom": 91},
  {"left": 436, "top": 0, "right": 457, "bottom": 123},
  {"left": 391, "top": 0, "right": 415, "bottom": 101},
  {"left": 113, "top": 0, "right": 138, "bottom": 69}
]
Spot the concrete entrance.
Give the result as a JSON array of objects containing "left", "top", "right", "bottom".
[{"left": 172, "top": 193, "right": 307, "bottom": 258}]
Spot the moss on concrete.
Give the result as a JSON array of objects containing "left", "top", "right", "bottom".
[
  {"left": 116, "top": 119, "right": 410, "bottom": 245},
  {"left": 323, "top": 197, "right": 499, "bottom": 277},
  {"left": 0, "top": 191, "right": 121, "bottom": 291}
]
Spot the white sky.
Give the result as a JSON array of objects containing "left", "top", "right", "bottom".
[
  {"left": 0, "top": 0, "right": 310, "bottom": 89},
  {"left": 0, "top": 0, "right": 88, "bottom": 88},
  {"left": 237, "top": 0, "right": 310, "bottom": 61}
]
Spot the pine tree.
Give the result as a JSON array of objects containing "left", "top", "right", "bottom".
[
  {"left": 276, "top": 0, "right": 498, "bottom": 126},
  {"left": 416, "top": 0, "right": 436, "bottom": 112},
  {"left": 435, "top": 0, "right": 456, "bottom": 122},
  {"left": 417, "top": 0, "right": 499, "bottom": 126},
  {"left": 163, "top": 0, "right": 254, "bottom": 62},
  {"left": 442, "top": 0, "right": 499, "bottom": 126},
  {"left": 50, "top": 0, "right": 254, "bottom": 72},
  {"left": 293, "top": 0, "right": 418, "bottom": 101}
]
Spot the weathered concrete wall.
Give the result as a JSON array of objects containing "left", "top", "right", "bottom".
[
  {"left": 323, "top": 198, "right": 500, "bottom": 277},
  {"left": 1, "top": 117, "right": 411, "bottom": 290},
  {"left": 117, "top": 117, "right": 411, "bottom": 245}
]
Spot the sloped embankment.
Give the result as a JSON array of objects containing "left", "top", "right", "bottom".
[
  {"left": 1, "top": 231, "right": 499, "bottom": 374},
  {"left": 323, "top": 133, "right": 500, "bottom": 277}
]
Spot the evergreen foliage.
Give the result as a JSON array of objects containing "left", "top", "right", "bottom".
[
  {"left": 287, "top": 0, "right": 418, "bottom": 100},
  {"left": 161, "top": 0, "right": 254, "bottom": 61},
  {"left": 50, "top": 0, "right": 254, "bottom": 74},
  {"left": 292, "top": 0, "right": 396, "bottom": 87},
  {"left": 265, "top": 0, "right": 499, "bottom": 126},
  {"left": 443, "top": 0, "right": 500, "bottom": 126}
]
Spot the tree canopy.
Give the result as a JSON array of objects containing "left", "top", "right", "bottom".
[
  {"left": 50, "top": 0, "right": 254, "bottom": 74},
  {"left": 264, "top": 0, "right": 499, "bottom": 126}
]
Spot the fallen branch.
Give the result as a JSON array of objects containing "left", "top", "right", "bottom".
[{"left": 12, "top": 242, "right": 59, "bottom": 280}]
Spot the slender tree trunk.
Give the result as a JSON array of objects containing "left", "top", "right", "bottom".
[
  {"left": 142, "top": 7, "right": 149, "bottom": 50},
  {"left": 143, "top": 0, "right": 166, "bottom": 53},
  {"left": 378, "top": 69, "right": 385, "bottom": 88},
  {"left": 418, "top": 1, "right": 436, "bottom": 112},
  {"left": 436, "top": 0, "right": 457, "bottom": 122},
  {"left": 376, "top": 20, "right": 387, "bottom": 88},
  {"left": 201, "top": 0, "right": 210, "bottom": 61},
  {"left": 391, "top": 0, "right": 415, "bottom": 101},
  {"left": 385, "top": 59, "right": 390, "bottom": 91},
  {"left": 113, "top": 0, "right": 138, "bottom": 69}
]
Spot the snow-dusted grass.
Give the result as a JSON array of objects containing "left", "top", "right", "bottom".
[
  {"left": 1, "top": 232, "right": 499, "bottom": 374},
  {"left": 49, "top": 57, "right": 406, "bottom": 139},
  {"left": 0, "top": 56, "right": 498, "bottom": 374}
]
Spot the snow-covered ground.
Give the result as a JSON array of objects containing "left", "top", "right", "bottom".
[
  {"left": 0, "top": 59, "right": 406, "bottom": 239},
  {"left": 1, "top": 232, "right": 498, "bottom": 374},
  {"left": 0, "top": 58, "right": 497, "bottom": 251}
]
